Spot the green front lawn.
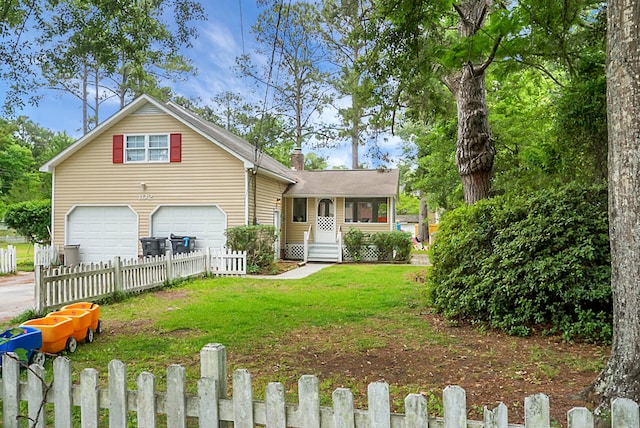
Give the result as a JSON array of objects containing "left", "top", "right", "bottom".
[{"left": 68, "top": 264, "right": 426, "bottom": 381}]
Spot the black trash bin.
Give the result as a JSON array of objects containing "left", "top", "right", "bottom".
[
  {"left": 140, "top": 237, "right": 167, "bottom": 257},
  {"left": 169, "top": 234, "right": 197, "bottom": 254}
]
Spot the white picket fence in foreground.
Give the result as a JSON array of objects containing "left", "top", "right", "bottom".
[
  {"left": 35, "top": 248, "right": 246, "bottom": 312},
  {"left": 0, "top": 244, "right": 16, "bottom": 274},
  {"left": 1, "top": 343, "right": 636, "bottom": 428}
]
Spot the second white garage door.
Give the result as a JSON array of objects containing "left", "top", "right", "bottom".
[
  {"left": 67, "top": 206, "right": 139, "bottom": 263},
  {"left": 151, "top": 205, "right": 227, "bottom": 251}
]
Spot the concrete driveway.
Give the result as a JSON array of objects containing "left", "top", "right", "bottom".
[{"left": 0, "top": 272, "right": 35, "bottom": 323}]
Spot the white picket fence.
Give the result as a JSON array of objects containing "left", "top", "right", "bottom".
[
  {"left": 34, "top": 248, "right": 246, "bottom": 312},
  {"left": 33, "top": 243, "right": 59, "bottom": 266},
  {"left": 1, "top": 343, "right": 636, "bottom": 428},
  {"left": 0, "top": 245, "right": 17, "bottom": 274}
]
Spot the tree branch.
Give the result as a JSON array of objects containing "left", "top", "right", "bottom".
[
  {"left": 475, "top": 3, "right": 489, "bottom": 32},
  {"left": 452, "top": 3, "right": 470, "bottom": 27},
  {"left": 475, "top": 34, "right": 503, "bottom": 75}
]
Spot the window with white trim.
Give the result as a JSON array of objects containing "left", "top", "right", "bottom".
[
  {"left": 345, "top": 198, "right": 388, "bottom": 223},
  {"left": 125, "top": 134, "right": 169, "bottom": 162},
  {"left": 292, "top": 198, "right": 307, "bottom": 222}
]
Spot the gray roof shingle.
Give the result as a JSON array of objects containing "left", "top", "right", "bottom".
[{"left": 284, "top": 169, "right": 399, "bottom": 197}]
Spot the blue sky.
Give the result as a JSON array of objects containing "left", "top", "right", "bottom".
[{"left": 2, "top": 1, "right": 403, "bottom": 169}]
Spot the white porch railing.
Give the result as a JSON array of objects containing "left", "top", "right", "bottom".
[
  {"left": 303, "top": 224, "right": 312, "bottom": 263},
  {"left": 336, "top": 225, "right": 343, "bottom": 263},
  {"left": 0, "top": 245, "right": 16, "bottom": 274}
]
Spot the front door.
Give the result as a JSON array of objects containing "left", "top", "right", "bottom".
[{"left": 315, "top": 198, "right": 335, "bottom": 243}]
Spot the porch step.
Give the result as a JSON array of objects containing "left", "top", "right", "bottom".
[{"left": 308, "top": 243, "right": 340, "bottom": 262}]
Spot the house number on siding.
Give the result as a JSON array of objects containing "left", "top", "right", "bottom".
[{"left": 139, "top": 194, "right": 153, "bottom": 200}]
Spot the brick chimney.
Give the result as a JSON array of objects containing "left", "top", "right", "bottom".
[{"left": 291, "top": 148, "right": 304, "bottom": 171}]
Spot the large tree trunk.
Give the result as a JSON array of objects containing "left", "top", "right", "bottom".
[
  {"left": 584, "top": 0, "right": 640, "bottom": 413},
  {"left": 455, "top": 64, "right": 494, "bottom": 204}
]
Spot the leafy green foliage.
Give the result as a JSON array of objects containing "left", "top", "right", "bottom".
[
  {"left": 427, "top": 183, "right": 611, "bottom": 342},
  {"left": 555, "top": 56, "right": 607, "bottom": 182},
  {"left": 399, "top": 119, "right": 463, "bottom": 210},
  {"left": 225, "top": 225, "right": 277, "bottom": 269},
  {"left": 370, "top": 231, "right": 412, "bottom": 262},
  {"left": 3, "top": 200, "right": 52, "bottom": 243},
  {"left": 396, "top": 192, "right": 420, "bottom": 215},
  {"left": 344, "top": 228, "right": 412, "bottom": 262},
  {"left": 343, "top": 228, "right": 368, "bottom": 261}
]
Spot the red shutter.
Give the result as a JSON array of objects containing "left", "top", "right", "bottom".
[
  {"left": 170, "top": 133, "right": 182, "bottom": 162},
  {"left": 113, "top": 135, "right": 124, "bottom": 163}
]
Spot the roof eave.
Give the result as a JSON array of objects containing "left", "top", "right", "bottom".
[{"left": 39, "top": 95, "right": 156, "bottom": 173}]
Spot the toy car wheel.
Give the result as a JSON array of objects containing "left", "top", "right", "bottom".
[
  {"left": 96, "top": 320, "right": 102, "bottom": 334},
  {"left": 29, "top": 352, "right": 46, "bottom": 367},
  {"left": 86, "top": 328, "right": 94, "bottom": 343},
  {"left": 66, "top": 337, "right": 78, "bottom": 353}
]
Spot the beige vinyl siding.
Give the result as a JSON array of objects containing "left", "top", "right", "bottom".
[
  {"left": 51, "top": 113, "right": 247, "bottom": 248},
  {"left": 283, "top": 197, "right": 393, "bottom": 244},
  {"left": 283, "top": 197, "right": 311, "bottom": 242},
  {"left": 249, "top": 173, "right": 289, "bottom": 226}
]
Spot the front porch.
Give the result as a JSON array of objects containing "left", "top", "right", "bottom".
[
  {"left": 280, "top": 169, "right": 400, "bottom": 263},
  {"left": 285, "top": 222, "right": 344, "bottom": 263},
  {"left": 282, "top": 194, "right": 397, "bottom": 263}
]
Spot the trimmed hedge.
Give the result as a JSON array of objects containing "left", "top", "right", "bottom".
[
  {"left": 427, "top": 183, "right": 611, "bottom": 343},
  {"left": 344, "top": 228, "right": 412, "bottom": 263}
]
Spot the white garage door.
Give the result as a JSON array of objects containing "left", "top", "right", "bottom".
[
  {"left": 151, "top": 205, "right": 226, "bottom": 250},
  {"left": 67, "top": 206, "right": 139, "bottom": 263}
]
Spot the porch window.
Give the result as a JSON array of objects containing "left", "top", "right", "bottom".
[
  {"left": 125, "top": 134, "right": 169, "bottom": 162},
  {"left": 293, "top": 198, "right": 307, "bottom": 222},
  {"left": 345, "top": 198, "right": 388, "bottom": 223}
]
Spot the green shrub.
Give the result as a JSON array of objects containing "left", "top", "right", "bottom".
[
  {"left": 225, "top": 225, "right": 278, "bottom": 268},
  {"left": 371, "top": 231, "right": 413, "bottom": 262},
  {"left": 427, "top": 183, "right": 611, "bottom": 343},
  {"left": 3, "top": 200, "right": 51, "bottom": 243},
  {"left": 344, "top": 228, "right": 368, "bottom": 261}
]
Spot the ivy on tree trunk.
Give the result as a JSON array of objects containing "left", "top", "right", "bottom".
[
  {"left": 445, "top": 0, "right": 497, "bottom": 204},
  {"left": 453, "top": 64, "right": 495, "bottom": 204}
]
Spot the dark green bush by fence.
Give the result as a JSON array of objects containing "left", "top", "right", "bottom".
[
  {"left": 343, "top": 228, "right": 368, "bottom": 261},
  {"left": 371, "top": 231, "right": 412, "bottom": 262},
  {"left": 344, "top": 228, "right": 412, "bottom": 263},
  {"left": 225, "top": 225, "right": 277, "bottom": 270},
  {"left": 427, "top": 183, "right": 611, "bottom": 343},
  {"left": 3, "top": 199, "right": 51, "bottom": 243}
]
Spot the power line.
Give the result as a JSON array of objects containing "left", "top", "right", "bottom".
[
  {"left": 238, "top": 0, "right": 246, "bottom": 57},
  {"left": 255, "top": 0, "right": 288, "bottom": 164}
]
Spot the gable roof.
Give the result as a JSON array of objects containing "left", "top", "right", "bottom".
[
  {"left": 284, "top": 169, "right": 400, "bottom": 198},
  {"left": 39, "top": 94, "right": 297, "bottom": 183}
]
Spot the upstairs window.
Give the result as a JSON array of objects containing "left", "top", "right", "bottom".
[
  {"left": 345, "top": 198, "right": 388, "bottom": 223},
  {"left": 125, "top": 134, "right": 169, "bottom": 163},
  {"left": 292, "top": 198, "right": 307, "bottom": 222}
]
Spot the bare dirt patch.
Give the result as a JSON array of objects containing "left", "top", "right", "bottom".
[
  {"left": 153, "top": 289, "right": 191, "bottom": 300},
  {"left": 229, "top": 312, "right": 607, "bottom": 426}
]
